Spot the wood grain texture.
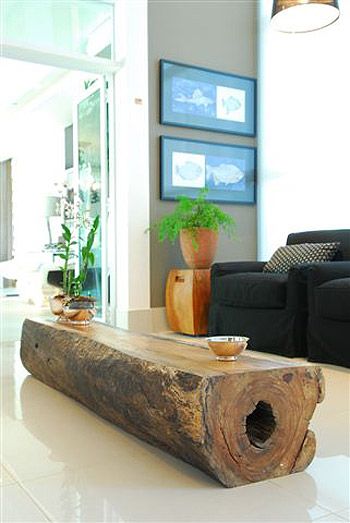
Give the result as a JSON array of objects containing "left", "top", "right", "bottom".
[
  {"left": 165, "top": 269, "right": 211, "bottom": 335},
  {"left": 20, "top": 318, "right": 324, "bottom": 488}
]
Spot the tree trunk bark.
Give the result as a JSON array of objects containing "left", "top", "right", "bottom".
[{"left": 20, "top": 318, "right": 324, "bottom": 488}]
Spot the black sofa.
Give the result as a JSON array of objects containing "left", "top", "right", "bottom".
[
  {"left": 208, "top": 229, "right": 350, "bottom": 358},
  {"left": 307, "top": 262, "right": 350, "bottom": 368}
]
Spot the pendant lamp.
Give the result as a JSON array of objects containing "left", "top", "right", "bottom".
[{"left": 271, "top": 0, "right": 340, "bottom": 33}]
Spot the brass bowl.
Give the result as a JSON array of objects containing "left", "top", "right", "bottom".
[
  {"left": 49, "top": 295, "right": 96, "bottom": 326},
  {"left": 206, "top": 336, "right": 249, "bottom": 361},
  {"left": 61, "top": 300, "right": 96, "bottom": 326},
  {"left": 49, "top": 295, "right": 65, "bottom": 315}
]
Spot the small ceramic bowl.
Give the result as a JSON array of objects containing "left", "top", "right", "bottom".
[{"left": 206, "top": 336, "right": 249, "bottom": 361}]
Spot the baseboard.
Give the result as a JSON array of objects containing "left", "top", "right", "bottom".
[{"left": 116, "top": 307, "right": 169, "bottom": 333}]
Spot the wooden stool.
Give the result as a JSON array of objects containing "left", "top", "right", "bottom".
[{"left": 165, "top": 268, "right": 211, "bottom": 335}]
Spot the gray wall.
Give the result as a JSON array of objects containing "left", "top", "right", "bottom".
[{"left": 148, "top": 0, "right": 257, "bottom": 307}]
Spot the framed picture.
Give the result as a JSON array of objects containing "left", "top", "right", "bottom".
[
  {"left": 160, "top": 136, "right": 256, "bottom": 204},
  {"left": 160, "top": 60, "right": 256, "bottom": 136}
]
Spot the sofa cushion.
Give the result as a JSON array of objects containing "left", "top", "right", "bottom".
[
  {"left": 315, "top": 278, "right": 350, "bottom": 321},
  {"left": 263, "top": 242, "right": 340, "bottom": 274},
  {"left": 213, "top": 272, "right": 288, "bottom": 309}
]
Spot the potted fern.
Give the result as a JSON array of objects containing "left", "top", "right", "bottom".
[
  {"left": 150, "top": 189, "right": 235, "bottom": 268},
  {"left": 49, "top": 215, "right": 100, "bottom": 325}
]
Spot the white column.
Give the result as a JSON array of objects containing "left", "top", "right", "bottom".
[{"left": 114, "top": 0, "right": 151, "bottom": 329}]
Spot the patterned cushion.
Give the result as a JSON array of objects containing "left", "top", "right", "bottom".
[{"left": 263, "top": 242, "right": 340, "bottom": 274}]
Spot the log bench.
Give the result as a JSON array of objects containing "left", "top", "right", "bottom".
[{"left": 20, "top": 318, "right": 325, "bottom": 488}]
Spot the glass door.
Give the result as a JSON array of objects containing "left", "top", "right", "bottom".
[{"left": 75, "top": 78, "right": 108, "bottom": 321}]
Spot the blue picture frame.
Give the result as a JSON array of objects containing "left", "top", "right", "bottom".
[
  {"left": 160, "top": 136, "right": 256, "bottom": 204},
  {"left": 160, "top": 60, "right": 256, "bottom": 136}
]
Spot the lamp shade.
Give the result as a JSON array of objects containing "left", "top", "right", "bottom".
[{"left": 271, "top": 0, "right": 340, "bottom": 33}]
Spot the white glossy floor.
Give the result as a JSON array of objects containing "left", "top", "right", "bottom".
[{"left": 1, "top": 297, "right": 349, "bottom": 523}]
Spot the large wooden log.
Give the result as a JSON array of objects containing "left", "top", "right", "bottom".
[{"left": 20, "top": 318, "right": 324, "bottom": 488}]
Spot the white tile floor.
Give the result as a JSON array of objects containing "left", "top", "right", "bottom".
[{"left": 1, "top": 297, "right": 349, "bottom": 522}]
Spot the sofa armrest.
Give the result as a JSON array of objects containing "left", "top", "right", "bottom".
[
  {"left": 211, "top": 261, "right": 266, "bottom": 280},
  {"left": 286, "top": 264, "right": 313, "bottom": 310},
  {"left": 307, "top": 261, "right": 350, "bottom": 287},
  {"left": 307, "top": 262, "right": 350, "bottom": 313},
  {"left": 285, "top": 262, "right": 350, "bottom": 312}
]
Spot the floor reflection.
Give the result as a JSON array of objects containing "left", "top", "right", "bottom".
[{"left": 15, "top": 376, "right": 322, "bottom": 522}]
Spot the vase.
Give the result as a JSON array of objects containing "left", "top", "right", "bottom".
[
  {"left": 179, "top": 228, "right": 218, "bottom": 269},
  {"left": 49, "top": 295, "right": 96, "bottom": 326},
  {"left": 61, "top": 299, "right": 96, "bottom": 326},
  {"left": 49, "top": 295, "right": 66, "bottom": 316}
]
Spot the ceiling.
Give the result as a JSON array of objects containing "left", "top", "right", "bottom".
[
  {"left": 2, "top": 0, "right": 113, "bottom": 57},
  {"left": 0, "top": 58, "right": 69, "bottom": 118}
]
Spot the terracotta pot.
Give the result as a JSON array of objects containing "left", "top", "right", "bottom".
[{"left": 179, "top": 228, "right": 218, "bottom": 269}]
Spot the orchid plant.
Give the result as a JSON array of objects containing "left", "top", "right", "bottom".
[{"left": 58, "top": 215, "right": 100, "bottom": 298}]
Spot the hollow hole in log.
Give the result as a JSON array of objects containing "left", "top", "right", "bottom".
[
  {"left": 246, "top": 401, "right": 276, "bottom": 449},
  {"left": 35, "top": 343, "right": 39, "bottom": 348}
]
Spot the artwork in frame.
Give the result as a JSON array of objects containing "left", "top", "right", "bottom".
[
  {"left": 160, "top": 136, "right": 256, "bottom": 204},
  {"left": 160, "top": 60, "right": 256, "bottom": 136}
]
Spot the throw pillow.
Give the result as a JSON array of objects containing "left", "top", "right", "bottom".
[{"left": 263, "top": 242, "right": 340, "bottom": 273}]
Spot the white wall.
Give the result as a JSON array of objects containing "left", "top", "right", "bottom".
[
  {"left": 0, "top": 71, "right": 88, "bottom": 257},
  {"left": 258, "top": 0, "right": 350, "bottom": 260},
  {"left": 1, "top": 109, "right": 66, "bottom": 256}
]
